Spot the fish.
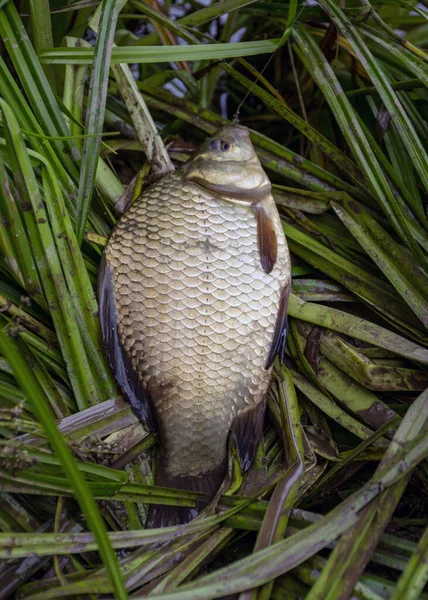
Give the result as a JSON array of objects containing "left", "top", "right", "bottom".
[{"left": 98, "top": 125, "right": 291, "bottom": 526}]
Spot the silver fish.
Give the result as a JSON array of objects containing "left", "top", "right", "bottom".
[{"left": 98, "top": 125, "right": 291, "bottom": 524}]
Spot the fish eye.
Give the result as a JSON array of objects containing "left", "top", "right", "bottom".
[{"left": 208, "top": 138, "right": 230, "bottom": 152}]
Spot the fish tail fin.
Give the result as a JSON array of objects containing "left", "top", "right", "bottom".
[{"left": 146, "top": 463, "right": 226, "bottom": 529}]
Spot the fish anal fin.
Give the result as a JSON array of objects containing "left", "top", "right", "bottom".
[
  {"left": 232, "top": 399, "right": 266, "bottom": 473},
  {"left": 98, "top": 255, "right": 155, "bottom": 431},
  {"left": 265, "top": 283, "right": 290, "bottom": 370},
  {"left": 254, "top": 202, "right": 278, "bottom": 274}
]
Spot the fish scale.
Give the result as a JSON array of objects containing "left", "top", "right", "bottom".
[{"left": 104, "top": 168, "right": 290, "bottom": 479}]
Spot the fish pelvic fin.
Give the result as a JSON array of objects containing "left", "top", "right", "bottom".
[{"left": 232, "top": 398, "right": 266, "bottom": 473}]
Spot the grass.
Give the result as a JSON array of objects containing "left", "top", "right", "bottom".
[{"left": 0, "top": 0, "right": 427, "bottom": 598}]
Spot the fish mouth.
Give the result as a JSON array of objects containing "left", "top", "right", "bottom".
[{"left": 189, "top": 156, "right": 256, "bottom": 169}]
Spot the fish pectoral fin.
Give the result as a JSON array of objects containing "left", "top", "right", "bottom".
[
  {"left": 265, "top": 282, "right": 290, "bottom": 370},
  {"left": 232, "top": 399, "right": 266, "bottom": 473},
  {"left": 254, "top": 202, "right": 278, "bottom": 274},
  {"left": 113, "top": 172, "right": 139, "bottom": 216},
  {"left": 98, "top": 256, "right": 155, "bottom": 431}
]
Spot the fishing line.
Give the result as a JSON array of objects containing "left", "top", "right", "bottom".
[
  {"left": 232, "top": 3, "right": 305, "bottom": 124},
  {"left": 232, "top": 51, "right": 278, "bottom": 124}
]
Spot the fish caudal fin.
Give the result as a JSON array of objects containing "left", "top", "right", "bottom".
[
  {"left": 146, "top": 500, "right": 197, "bottom": 529},
  {"left": 146, "top": 463, "right": 226, "bottom": 529}
]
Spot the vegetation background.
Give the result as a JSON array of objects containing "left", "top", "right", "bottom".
[{"left": 0, "top": 0, "right": 427, "bottom": 597}]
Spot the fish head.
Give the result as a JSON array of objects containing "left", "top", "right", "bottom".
[{"left": 183, "top": 125, "right": 271, "bottom": 201}]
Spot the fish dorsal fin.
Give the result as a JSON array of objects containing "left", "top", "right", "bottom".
[{"left": 232, "top": 399, "right": 266, "bottom": 472}]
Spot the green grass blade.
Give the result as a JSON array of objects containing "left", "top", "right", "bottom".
[
  {"left": 282, "top": 219, "right": 424, "bottom": 338},
  {"left": 0, "top": 160, "right": 45, "bottom": 306},
  {"left": 0, "top": 330, "right": 127, "bottom": 599},
  {"left": 288, "top": 294, "right": 428, "bottom": 365},
  {"left": 305, "top": 386, "right": 428, "bottom": 599},
  {"left": 40, "top": 39, "right": 281, "bottom": 64},
  {"left": 248, "top": 369, "right": 304, "bottom": 600},
  {"left": 134, "top": 0, "right": 259, "bottom": 46},
  {"left": 0, "top": 56, "right": 76, "bottom": 195},
  {"left": 76, "top": 0, "right": 121, "bottom": 242},
  {"left": 128, "top": 437, "right": 426, "bottom": 599},
  {"left": 0, "top": 2, "right": 79, "bottom": 178},
  {"left": 319, "top": 0, "right": 428, "bottom": 197},
  {"left": 111, "top": 64, "right": 174, "bottom": 176},
  {"left": 361, "top": 25, "right": 428, "bottom": 95},
  {"left": 28, "top": 0, "right": 57, "bottom": 92},
  {"left": 62, "top": 36, "right": 91, "bottom": 155},
  {"left": 391, "top": 525, "right": 428, "bottom": 600},
  {"left": 331, "top": 198, "right": 428, "bottom": 326},
  {"left": 298, "top": 323, "right": 428, "bottom": 392},
  {"left": 0, "top": 510, "right": 242, "bottom": 558},
  {"left": 42, "top": 167, "right": 117, "bottom": 397},
  {"left": 286, "top": 363, "right": 386, "bottom": 446},
  {"left": 292, "top": 25, "right": 423, "bottom": 259},
  {"left": 1, "top": 99, "right": 102, "bottom": 408}
]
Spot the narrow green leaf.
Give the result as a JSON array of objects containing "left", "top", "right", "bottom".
[
  {"left": 292, "top": 25, "right": 423, "bottom": 259},
  {"left": 283, "top": 219, "right": 424, "bottom": 339},
  {"left": 319, "top": 0, "right": 428, "bottom": 198},
  {"left": 306, "top": 386, "right": 428, "bottom": 599},
  {"left": 0, "top": 330, "right": 127, "bottom": 599},
  {"left": 1, "top": 99, "right": 101, "bottom": 408},
  {"left": 0, "top": 56, "right": 76, "bottom": 195},
  {"left": 297, "top": 322, "right": 428, "bottom": 392},
  {"left": 286, "top": 364, "right": 385, "bottom": 446},
  {"left": 331, "top": 198, "right": 428, "bottom": 326},
  {"left": 40, "top": 39, "right": 281, "bottom": 64},
  {"left": 76, "top": 0, "right": 121, "bottom": 242},
  {"left": 249, "top": 369, "right": 304, "bottom": 600},
  {"left": 111, "top": 64, "right": 174, "bottom": 176},
  {"left": 128, "top": 438, "right": 425, "bottom": 599},
  {"left": 62, "top": 36, "right": 91, "bottom": 155},
  {"left": 288, "top": 294, "right": 428, "bottom": 365},
  {"left": 391, "top": 525, "right": 428, "bottom": 600},
  {"left": 28, "top": 0, "right": 57, "bottom": 92},
  {"left": 0, "top": 3, "right": 79, "bottom": 178},
  {"left": 0, "top": 161, "right": 45, "bottom": 306},
  {"left": 361, "top": 25, "right": 428, "bottom": 97},
  {"left": 134, "top": 0, "right": 260, "bottom": 46}
]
